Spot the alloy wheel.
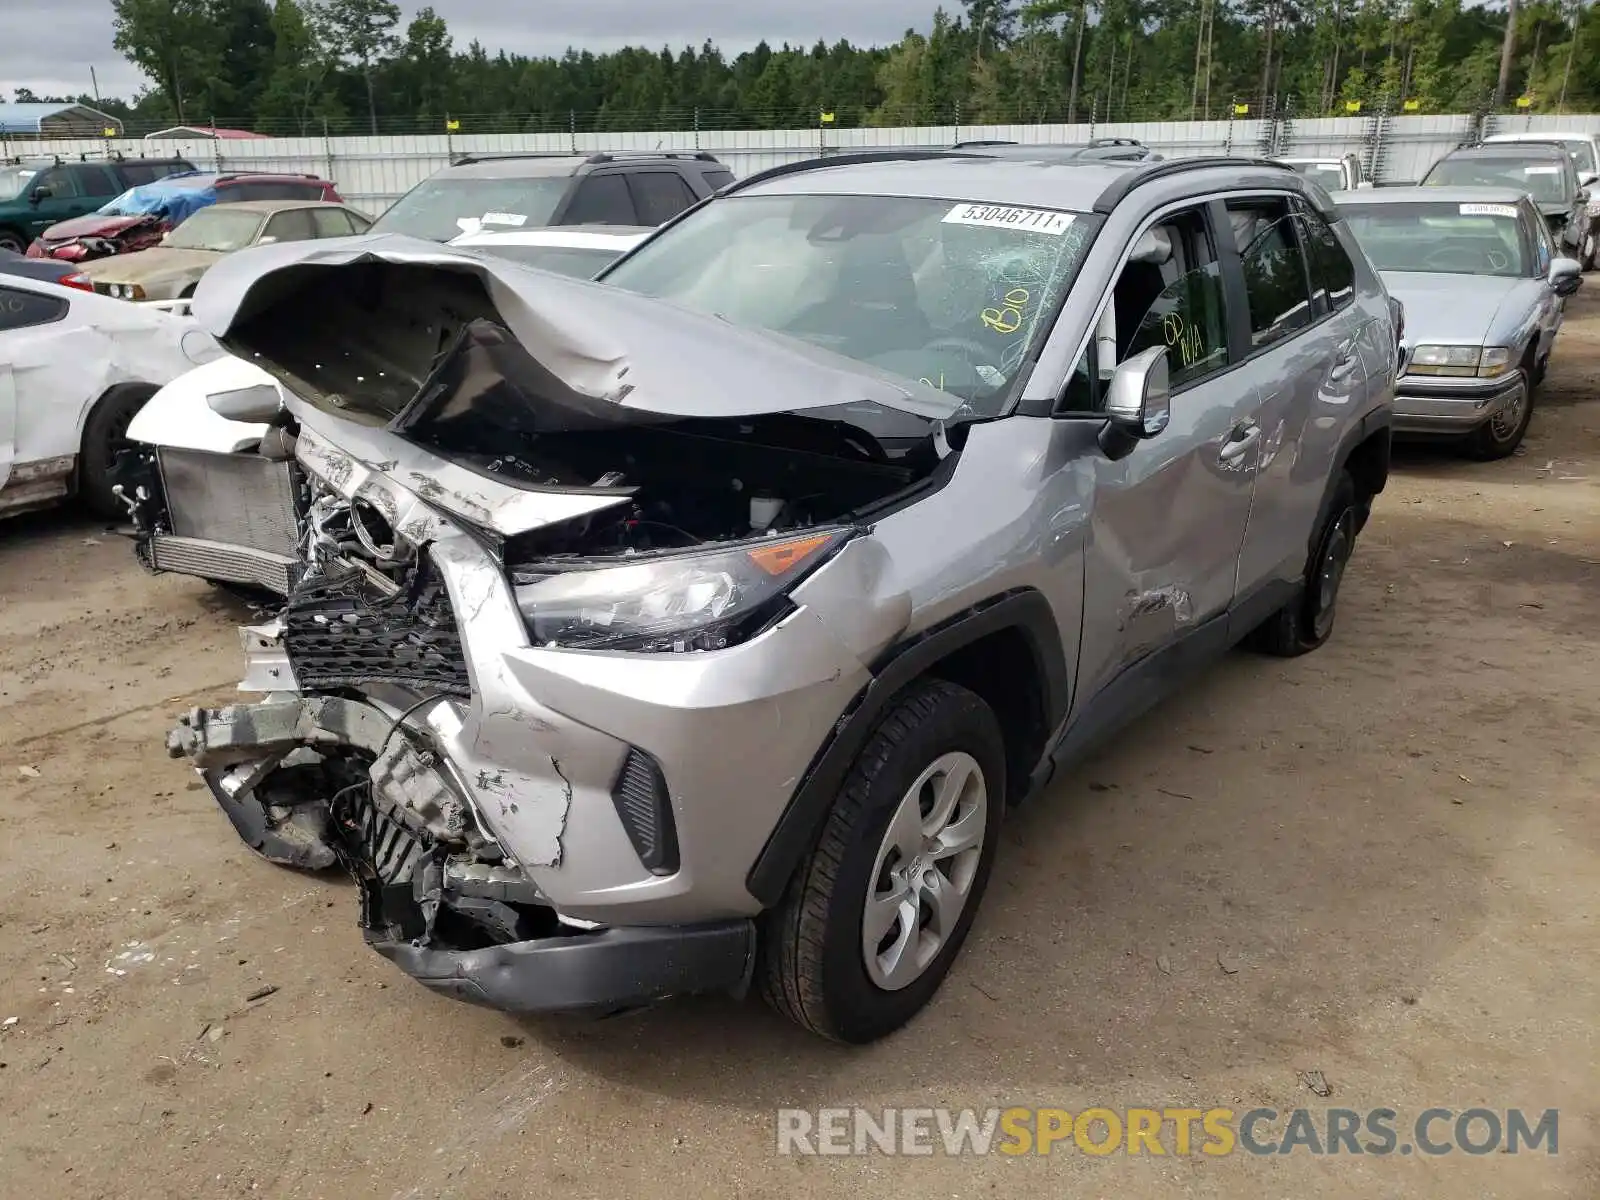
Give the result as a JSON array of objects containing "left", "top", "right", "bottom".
[{"left": 862, "top": 751, "right": 988, "bottom": 992}]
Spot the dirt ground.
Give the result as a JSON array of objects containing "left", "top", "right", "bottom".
[{"left": 2, "top": 296, "right": 1597, "bottom": 1200}]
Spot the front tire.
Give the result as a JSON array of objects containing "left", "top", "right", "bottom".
[
  {"left": 760, "top": 679, "right": 1005, "bottom": 1044},
  {"left": 0, "top": 229, "right": 25, "bottom": 254},
  {"left": 79, "top": 384, "right": 156, "bottom": 518},
  {"left": 1248, "top": 470, "right": 1360, "bottom": 658},
  {"left": 1466, "top": 368, "right": 1533, "bottom": 460}
]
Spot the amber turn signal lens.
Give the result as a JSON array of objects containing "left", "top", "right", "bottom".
[{"left": 746, "top": 532, "right": 836, "bottom": 577}]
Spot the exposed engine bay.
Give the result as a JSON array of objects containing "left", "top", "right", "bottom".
[{"left": 162, "top": 244, "right": 954, "bottom": 1004}]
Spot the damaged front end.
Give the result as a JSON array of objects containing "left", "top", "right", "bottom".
[{"left": 163, "top": 237, "right": 937, "bottom": 1015}]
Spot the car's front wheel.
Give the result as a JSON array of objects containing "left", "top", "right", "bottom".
[
  {"left": 760, "top": 678, "right": 1005, "bottom": 1044},
  {"left": 0, "top": 229, "right": 25, "bottom": 254},
  {"left": 1467, "top": 368, "right": 1533, "bottom": 460}
]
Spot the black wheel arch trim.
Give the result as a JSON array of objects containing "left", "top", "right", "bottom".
[{"left": 744, "top": 587, "right": 1070, "bottom": 908}]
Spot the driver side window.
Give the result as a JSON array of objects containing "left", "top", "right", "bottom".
[{"left": 1060, "top": 206, "right": 1228, "bottom": 412}]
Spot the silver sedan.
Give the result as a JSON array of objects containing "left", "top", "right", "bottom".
[{"left": 1333, "top": 185, "right": 1581, "bottom": 458}]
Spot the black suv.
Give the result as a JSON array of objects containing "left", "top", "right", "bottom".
[
  {"left": 0, "top": 155, "right": 194, "bottom": 252},
  {"left": 368, "top": 151, "right": 734, "bottom": 242}
]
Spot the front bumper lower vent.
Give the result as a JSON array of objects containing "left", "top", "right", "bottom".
[{"left": 612, "top": 747, "right": 679, "bottom": 875}]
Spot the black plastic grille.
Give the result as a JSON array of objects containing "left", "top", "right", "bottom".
[
  {"left": 334, "top": 787, "right": 432, "bottom": 942},
  {"left": 283, "top": 561, "right": 472, "bottom": 698},
  {"left": 612, "top": 746, "right": 679, "bottom": 875}
]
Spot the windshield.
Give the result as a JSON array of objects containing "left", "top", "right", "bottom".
[
  {"left": 370, "top": 176, "right": 571, "bottom": 241},
  {"left": 1342, "top": 202, "right": 1529, "bottom": 277},
  {"left": 0, "top": 167, "right": 37, "bottom": 201},
  {"left": 465, "top": 243, "right": 626, "bottom": 278},
  {"left": 1425, "top": 157, "right": 1568, "bottom": 203},
  {"left": 600, "top": 192, "right": 1097, "bottom": 414},
  {"left": 1290, "top": 162, "right": 1346, "bottom": 190},
  {"left": 166, "top": 207, "right": 263, "bottom": 251}
]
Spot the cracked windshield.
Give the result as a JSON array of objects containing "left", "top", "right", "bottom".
[{"left": 602, "top": 192, "right": 1095, "bottom": 412}]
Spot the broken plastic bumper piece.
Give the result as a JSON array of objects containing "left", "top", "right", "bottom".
[{"left": 165, "top": 697, "right": 755, "bottom": 1014}]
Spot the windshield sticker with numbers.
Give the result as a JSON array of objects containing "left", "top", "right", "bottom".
[
  {"left": 1460, "top": 203, "right": 1521, "bottom": 218},
  {"left": 943, "top": 203, "right": 1075, "bottom": 235},
  {"left": 1523, "top": 166, "right": 1562, "bottom": 175}
]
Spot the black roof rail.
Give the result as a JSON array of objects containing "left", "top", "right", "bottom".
[
  {"left": 584, "top": 150, "right": 722, "bottom": 164},
  {"left": 952, "top": 139, "right": 1018, "bottom": 149},
  {"left": 1091, "top": 155, "right": 1294, "bottom": 213},
  {"left": 448, "top": 151, "right": 584, "bottom": 166},
  {"left": 723, "top": 149, "right": 988, "bottom": 196}
]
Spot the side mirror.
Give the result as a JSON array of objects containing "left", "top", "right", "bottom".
[
  {"left": 1098, "top": 345, "right": 1170, "bottom": 460},
  {"left": 28, "top": 185, "right": 51, "bottom": 205},
  {"left": 1550, "top": 257, "right": 1583, "bottom": 297},
  {"left": 1581, "top": 171, "right": 1598, "bottom": 187},
  {"left": 1578, "top": 190, "right": 1591, "bottom": 206},
  {"left": 255, "top": 235, "right": 277, "bottom": 246},
  {"left": 206, "top": 383, "right": 282, "bottom": 424}
]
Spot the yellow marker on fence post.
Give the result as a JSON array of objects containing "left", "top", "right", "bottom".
[
  {"left": 1403, "top": 99, "right": 1420, "bottom": 112},
  {"left": 1345, "top": 100, "right": 1362, "bottom": 113},
  {"left": 820, "top": 111, "right": 836, "bottom": 124},
  {"left": 445, "top": 118, "right": 460, "bottom": 131},
  {"left": 1516, "top": 96, "right": 1534, "bottom": 109},
  {"left": 1233, "top": 103, "right": 1249, "bottom": 115}
]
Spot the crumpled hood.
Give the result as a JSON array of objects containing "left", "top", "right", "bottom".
[
  {"left": 190, "top": 233, "right": 964, "bottom": 425},
  {"left": 40, "top": 213, "right": 158, "bottom": 243},
  {"left": 1379, "top": 271, "right": 1516, "bottom": 345}
]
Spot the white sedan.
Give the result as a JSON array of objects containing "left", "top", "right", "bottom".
[
  {"left": 447, "top": 224, "right": 651, "bottom": 276},
  {"left": 0, "top": 276, "right": 217, "bottom": 519}
]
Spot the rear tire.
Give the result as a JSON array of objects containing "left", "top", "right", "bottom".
[
  {"left": 79, "top": 384, "right": 156, "bottom": 519},
  {"left": 0, "top": 229, "right": 26, "bottom": 254},
  {"left": 759, "top": 678, "right": 1005, "bottom": 1044},
  {"left": 1466, "top": 368, "right": 1533, "bottom": 460},
  {"left": 1247, "top": 471, "right": 1360, "bottom": 658}
]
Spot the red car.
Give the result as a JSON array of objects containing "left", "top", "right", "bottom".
[{"left": 28, "top": 171, "right": 345, "bottom": 263}]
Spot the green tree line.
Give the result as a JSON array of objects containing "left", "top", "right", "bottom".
[{"left": 11, "top": 0, "right": 1600, "bottom": 136}]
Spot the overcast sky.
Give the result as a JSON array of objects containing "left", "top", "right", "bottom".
[{"left": 2, "top": 0, "right": 943, "bottom": 102}]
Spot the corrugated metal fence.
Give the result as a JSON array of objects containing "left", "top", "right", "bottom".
[{"left": 6, "top": 111, "right": 1600, "bottom": 217}]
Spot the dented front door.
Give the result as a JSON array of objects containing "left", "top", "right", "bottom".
[{"left": 1076, "top": 366, "right": 1260, "bottom": 702}]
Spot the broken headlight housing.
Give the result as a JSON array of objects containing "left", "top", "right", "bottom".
[{"left": 513, "top": 530, "right": 850, "bottom": 652}]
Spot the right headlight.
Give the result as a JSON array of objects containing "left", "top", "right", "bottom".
[{"left": 512, "top": 529, "right": 850, "bottom": 653}]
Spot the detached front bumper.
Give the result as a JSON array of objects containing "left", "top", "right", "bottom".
[
  {"left": 373, "top": 922, "right": 755, "bottom": 1015},
  {"left": 1393, "top": 373, "right": 1525, "bottom": 434},
  {"left": 167, "top": 694, "right": 757, "bottom": 1014}
]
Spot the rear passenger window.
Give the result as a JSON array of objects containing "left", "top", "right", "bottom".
[
  {"left": 1297, "top": 208, "right": 1356, "bottom": 313},
  {"left": 71, "top": 165, "right": 118, "bottom": 196},
  {"left": 627, "top": 172, "right": 697, "bottom": 225},
  {"left": 1227, "top": 199, "right": 1313, "bottom": 348},
  {"left": 562, "top": 175, "right": 635, "bottom": 225},
  {"left": 0, "top": 285, "right": 69, "bottom": 331},
  {"left": 704, "top": 169, "right": 735, "bottom": 190},
  {"left": 310, "top": 207, "right": 356, "bottom": 237}
]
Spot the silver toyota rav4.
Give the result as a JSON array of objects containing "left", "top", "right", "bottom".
[{"left": 165, "top": 153, "right": 1397, "bottom": 1043}]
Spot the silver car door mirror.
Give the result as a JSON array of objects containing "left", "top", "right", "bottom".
[
  {"left": 206, "top": 383, "right": 282, "bottom": 423},
  {"left": 1099, "top": 345, "right": 1171, "bottom": 461},
  {"left": 1549, "top": 257, "right": 1583, "bottom": 297}
]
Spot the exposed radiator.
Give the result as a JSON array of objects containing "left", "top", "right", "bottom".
[{"left": 157, "top": 448, "right": 302, "bottom": 559}]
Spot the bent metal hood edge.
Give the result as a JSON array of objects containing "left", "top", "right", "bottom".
[{"left": 189, "top": 232, "right": 965, "bottom": 425}]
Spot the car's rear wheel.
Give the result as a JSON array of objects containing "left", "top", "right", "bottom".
[
  {"left": 0, "top": 229, "right": 25, "bottom": 254},
  {"left": 1248, "top": 470, "right": 1360, "bottom": 658},
  {"left": 760, "top": 678, "right": 1005, "bottom": 1044},
  {"left": 1467, "top": 369, "right": 1533, "bottom": 460},
  {"left": 79, "top": 383, "right": 157, "bottom": 518}
]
